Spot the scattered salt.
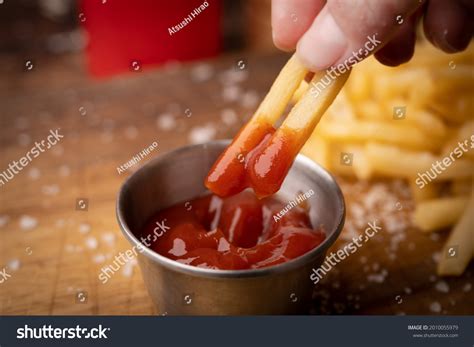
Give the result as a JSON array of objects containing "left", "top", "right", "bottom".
[
  {"left": 19, "top": 215, "right": 38, "bottom": 230},
  {"left": 28, "top": 167, "right": 41, "bottom": 180},
  {"left": 122, "top": 258, "right": 137, "bottom": 277},
  {"left": 7, "top": 259, "right": 20, "bottom": 271},
  {"left": 156, "top": 113, "right": 176, "bottom": 131},
  {"left": 0, "top": 215, "right": 9, "bottom": 228},
  {"left": 59, "top": 165, "right": 70, "bottom": 177},
  {"left": 435, "top": 280, "right": 450, "bottom": 293},
  {"left": 463, "top": 283, "right": 472, "bottom": 292},
  {"left": 101, "top": 232, "right": 116, "bottom": 247},
  {"left": 240, "top": 90, "right": 259, "bottom": 108},
  {"left": 78, "top": 223, "right": 91, "bottom": 234},
  {"left": 18, "top": 133, "right": 31, "bottom": 146},
  {"left": 125, "top": 126, "right": 138, "bottom": 139},
  {"left": 188, "top": 124, "right": 216, "bottom": 144},
  {"left": 222, "top": 85, "right": 241, "bottom": 102},
  {"left": 220, "top": 108, "right": 238, "bottom": 126},
  {"left": 92, "top": 254, "right": 106, "bottom": 263},
  {"left": 190, "top": 64, "right": 214, "bottom": 82},
  {"left": 429, "top": 301, "right": 442, "bottom": 313},
  {"left": 85, "top": 236, "right": 98, "bottom": 250},
  {"left": 41, "top": 184, "right": 60, "bottom": 196}
]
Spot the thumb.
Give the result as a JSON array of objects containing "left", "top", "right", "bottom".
[{"left": 296, "top": 0, "right": 423, "bottom": 71}]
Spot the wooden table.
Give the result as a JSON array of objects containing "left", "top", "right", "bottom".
[{"left": 0, "top": 51, "right": 472, "bottom": 315}]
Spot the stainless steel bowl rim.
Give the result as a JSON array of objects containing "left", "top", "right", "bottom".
[{"left": 117, "top": 140, "right": 345, "bottom": 279}]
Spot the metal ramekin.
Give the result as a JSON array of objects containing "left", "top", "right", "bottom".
[{"left": 117, "top": 140, "right": 344, "bottom": 315}]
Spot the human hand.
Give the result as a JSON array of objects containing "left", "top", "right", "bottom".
[{"left": 272, "top": 0, "right": 473, "bottom": 71}]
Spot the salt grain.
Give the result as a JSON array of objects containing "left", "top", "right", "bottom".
[
  {"left": 156, "top": 113, "right": 176, "bottom": 131},
  {"left": 122, "top": 258, "right": 137, "bottom": 277},
  {"left": 92, "top": 254, "right": 106, "bottom": 263},
  {"left": 19, "top": 215, "right": 38, "bottom": 230},
  {"left": 367, "top": 272, "right": 386, "bottom": 283},
  {"left": 7, "top": 259, "right": 20, "bottom": 271},
  {"left": 18, "top": 133, "right": 31, "bottom": 146},
  {"left": 432, "top": 252, "right": 441, "bottom": 263},
  {"left": 28, "top": 167, "right": 41, "bottom": 180},
  {"left": 222, "top": 85, "right": 241, "bottom": 102},
  {"left": 240, "top": 90, "right": 259, "bottom": 108},
  {"left": 125, "top": 126, "right": 138, "bottom": 139},
  {"left": 52, "top": 145, "right": 64, "bottom": 156},
  {"left": 59, "top": 165, "right": 71, "bottom": 177},
  {"left": 100, "top": 131, "right": 114, "bottom": 143},
  {"left": 78, "top": 223, "right": 91, "bottom": 234},
  {"left": 429, "top": 301, "right": 442, "bottom": 313},
  {"left": 435, "top": 280, "right": 450, "bottom": 293},
  {"left": 15, "top": 117, "right": 29, "bottom": 130},
  {"left": 463, "top": 283, "right": 472, "bottom": 292},
  {"left": 101, "top": 232, "right": 116, "bottom": 247},
  {"left": 85, "top": 236, "right": 98, "bottom": 250},
  {"left": 0, "top": 215, "right": 10, "bottom": 228},
  {"left": 188, "top": 125, "right": 216, "bottom": 144},
  {"left": 190, "top": 64, "right": 214, "bottom": 82},
  {"left": 220, "top": 108, "right": 238, "bottom": 126},
  {"left": 41, "top": 184, "right": 60, "bottom": 196}
]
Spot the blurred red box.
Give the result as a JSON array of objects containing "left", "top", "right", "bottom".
[{"left": 80, "top": 0, "right": 222, "bottom": 78}]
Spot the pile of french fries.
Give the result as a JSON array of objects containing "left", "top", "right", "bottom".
[{"left": 299, "top": 42, "right": 474, "bottom": 276}]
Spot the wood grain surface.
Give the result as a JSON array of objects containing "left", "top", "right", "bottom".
[{"left": 0, "top": 52, "right": 472, "bottom": 315}]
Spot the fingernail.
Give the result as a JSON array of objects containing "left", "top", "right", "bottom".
[{"left": 297, "top": 11, "right": 347, "bottom": 70}]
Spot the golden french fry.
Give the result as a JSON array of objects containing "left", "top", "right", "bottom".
[
  {"left": 364, "top": 143, "right": 474, "bottom": 180},
  {"left": 451, "top": 178, "right": 474, "bottom": 196},
  {"left": 254, "top": 54, "right": 308, "bottom": 124},
  {"left": 318, "top": 120, "right": 444, "bottom": 151},
  {"left": 291, "top": 80, "right": 309, "bottom": 104},
  {"left": 280, "top": 69, "right": 351, "bottom": 142},
  {"left": 437, "top": 192, "right": 474, "bottom": 276},
  {"left": 301, "top": 132, "right": 331, "bottom": 169},
  {"left": 409, "top": 180, "right": 440, "bottom": 202},
  {"left": 413, "top": 196, "right": 469, "bottom": 232}
]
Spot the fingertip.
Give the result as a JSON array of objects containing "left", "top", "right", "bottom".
[
  {"left": 296, "top": 7, "right": 348, "bottom": 71},
  {"left": 271, "top": 0, "right": 325, "bottom": 52},
  {"left": 374, "top": 16, "right": 417, "bottom": 67},
  {"left": 424, "top": 0, "right": 473, "bottom": 53}
]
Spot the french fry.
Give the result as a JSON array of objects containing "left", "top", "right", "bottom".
[
  {"left": 437, "top": 192, "right": 474, "bottom": 276},
  {"left": 318, "top": 120, "right": 444, "bottom": 151},
  {"left": 409, "top": 180, "right": 440, "bottom": 202},
  {"left": 291, "top": 80, "right": 309, "bottom": 104},
  {"left": 279, "top": 69, "right": 351, "bottom": 142},
  {"left": 301, "top": 132, "right": 331, "bottom": 169},
  {"left": 413, "top": 196, "right": 469, "bottom": 232},
  {"left": 300, "top": 42, "right": 474, "bottom": 276},
  {"left": 364, "top": 143, "right": 474, "bottom": 180},
  {"left": 451, "top": 178, "right": 474, "bottom": 196},
  {"left": 206, "top": 53, "right": 350, "bottom": 197},
  {"left": 254, "top": 54, "right": 309, "bottom": 124}
]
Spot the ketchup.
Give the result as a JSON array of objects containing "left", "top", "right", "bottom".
[
  {"left": 139, "top": 191, "right": 325, "bottom": 270},
  {"left": 205, "top": 121, "right": 300, "bottom": 198}
]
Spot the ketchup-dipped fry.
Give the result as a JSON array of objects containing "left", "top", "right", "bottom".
[
  {"left": 205, "top": 54, "right": 308, "bottom": 197},
  {"left": 247, "top": 70, "right": 350, "bottom": 197},
  {"left": 206, "top": 53, "right": 350, "bottom": 198}
]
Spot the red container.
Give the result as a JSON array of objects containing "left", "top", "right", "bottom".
[{"left": 80, "top": 0, "right": 222, "bottom": 78}]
